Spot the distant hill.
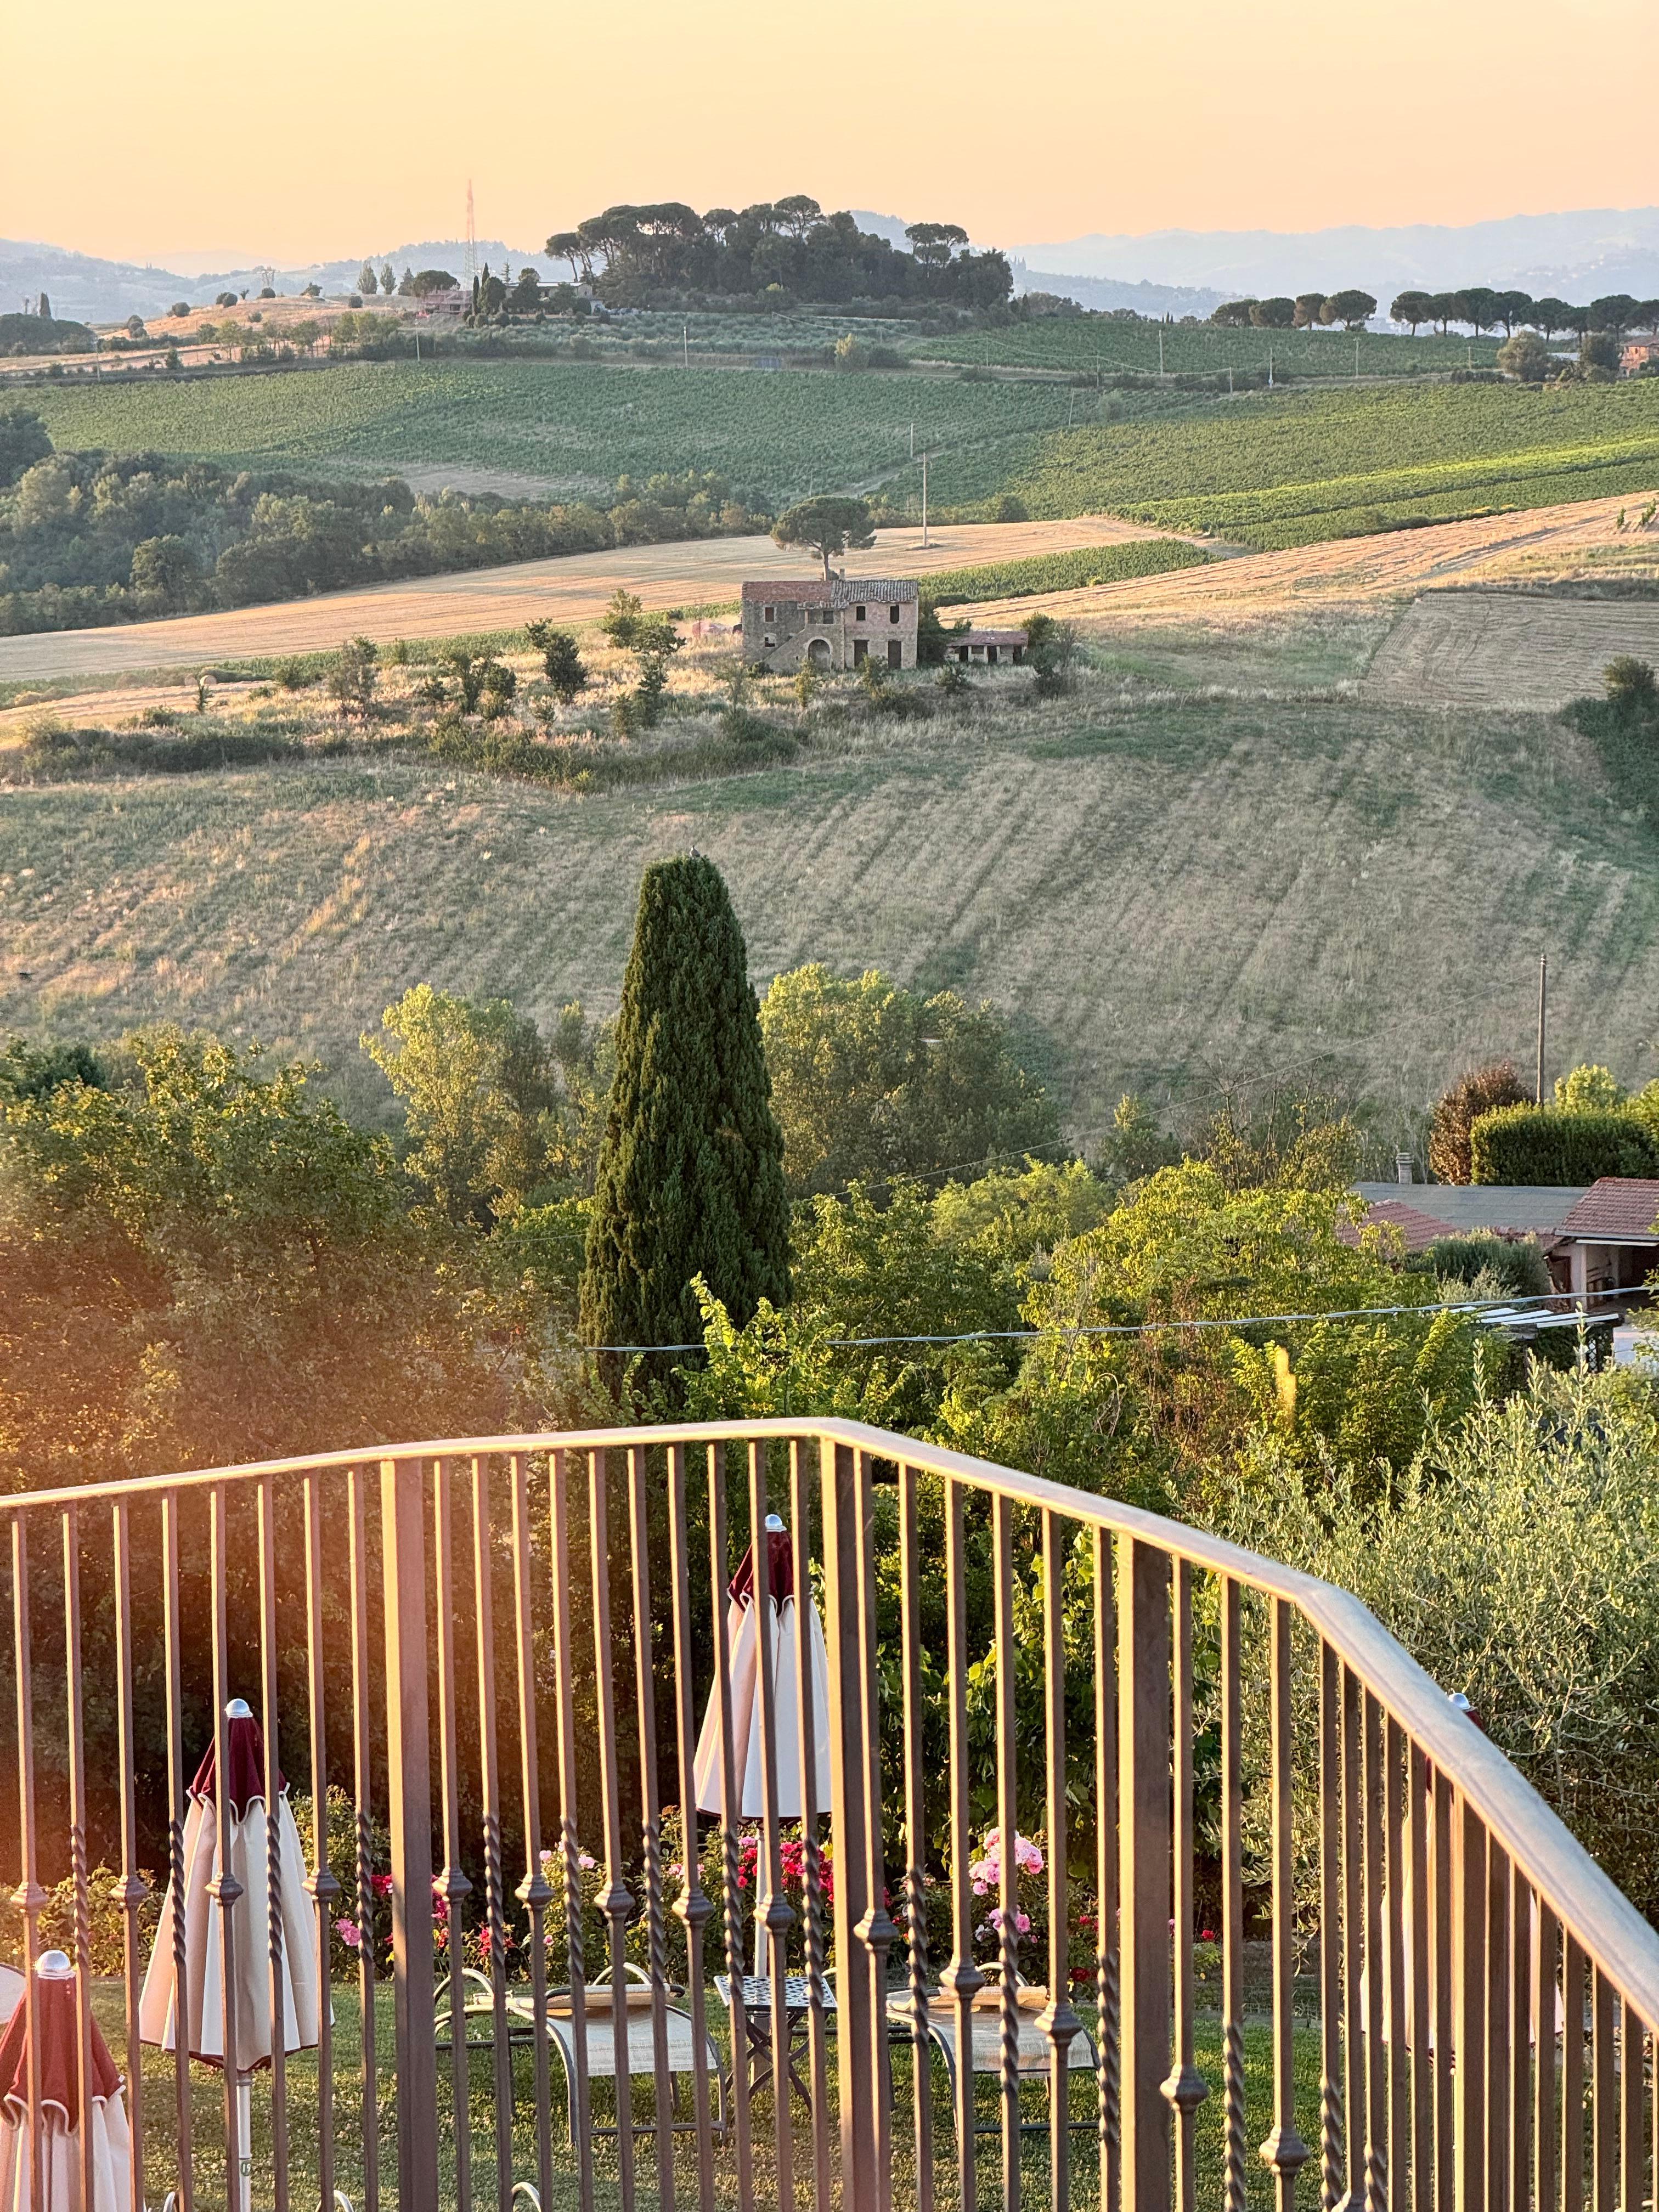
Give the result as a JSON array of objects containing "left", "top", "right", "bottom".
[
  {"left": 1008, "top": 207, "right": 1659, "bottom": 316},
  {"left": 1009, "top": 264, "right": 1223, "bottom": 318}
]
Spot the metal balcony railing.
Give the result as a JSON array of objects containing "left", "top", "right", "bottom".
[{"left": 2, "top": 1417, "right": 1657, "bottom": 2212}]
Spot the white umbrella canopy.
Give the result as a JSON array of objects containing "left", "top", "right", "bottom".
[
  {"left": 0, "top": 1951, "right": 132, "bottom": 2212},
  {"left": 139, "top": 1699, "right": 321, "bottom": 2067},
  {"left": 693, "top": 1519, "right": 832, "bottom": 1821}
]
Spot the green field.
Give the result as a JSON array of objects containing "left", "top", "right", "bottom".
[
  {"left": 942, "top": 377, "right": 1659, "bottom": 548},
  {"left": 926, "top": 537, "right": 1212, "bottom": 603},
  {"left": 22, "top": 359, "right": 1073, "bottom": 508},
  {"left": 917, "top": 315, "right": 1503, "bottom": 380}
]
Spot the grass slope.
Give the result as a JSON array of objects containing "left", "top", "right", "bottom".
[
  {"left": 4, "top": 659, "right": 1654, "bottom": 1135},
  {"left": 21, "top": 359, "right": 1073, "bottom": 509},
  {"left": 967, "top": 379, "right": 1659, "bottom": 548}
]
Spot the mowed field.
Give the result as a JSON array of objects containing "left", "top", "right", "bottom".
[
  {"left": 3, "top": 674, "right": 1655, "bottom": 1135},
  {"left": 0, "top": 517, "right": 1167, "bottom": 681},
  {"left": 1365, "top": 591, "right": 1659, "bottom": 709}
]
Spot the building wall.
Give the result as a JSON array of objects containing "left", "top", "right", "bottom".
[{"left": 742, "top": 592, "right": 917, "bottom": 672}]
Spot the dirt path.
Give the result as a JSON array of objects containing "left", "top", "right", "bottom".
[{"left": 0, "top": 517, "right": 1165, "bottom": 684}]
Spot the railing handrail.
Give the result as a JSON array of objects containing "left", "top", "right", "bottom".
[{"left": 14, "top": 1412, "right": 1659, "bottom": 2025}]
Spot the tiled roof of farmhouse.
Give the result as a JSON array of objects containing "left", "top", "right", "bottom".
[
  {"left": 742, "top": 578, "right": 918, "bottom": 606},
  {"left": 1555, "top": 1178, "right": 1659, "bottom": 1241},
  {"left": 961, "top": 627, "right": 1029, "bottom": 646}
]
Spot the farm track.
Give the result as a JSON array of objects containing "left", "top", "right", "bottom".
[{"left": 0, "top": 519, "right": 1162, "bottom": 684}]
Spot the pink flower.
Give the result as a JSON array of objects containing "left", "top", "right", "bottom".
[
  {"left": 371, "top": 1874, "right": 394, "bottom": 1898},
  {"left": 578, "top": 1852, "right": 597, "bottom": 1872},
  {"left": 335, "top": 1918, "right": 362, "bottom": 1949}
]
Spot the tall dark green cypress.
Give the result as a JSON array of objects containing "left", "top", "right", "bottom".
[{"left": 580, "top": 856, "right": 789, "bottom": 1386}]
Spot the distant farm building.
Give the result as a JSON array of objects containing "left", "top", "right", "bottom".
[
  {"left": 742, "top": 579, "right": 918, "bottom": 672},
  {"left": 946, "top": 625, "right": 1029, "bottom": 666},
  {"left": 1620, "top": 339, "right": 1659, "bottom": 376}
]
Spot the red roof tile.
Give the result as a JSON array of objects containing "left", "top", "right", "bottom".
[
  {"left": 1343, "top": 1198, "right": 1455, "bottom": 1252},
  {"left": 1555, "top": 1178, "right": 1659, "bottom": 1241}
]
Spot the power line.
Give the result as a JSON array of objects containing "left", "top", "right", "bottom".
[{"left": 575, "top": 1285, "right": 1627, "bottom": 1358}]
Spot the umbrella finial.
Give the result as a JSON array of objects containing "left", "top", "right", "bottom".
[
  {"left": 225, "top": 1697, "right": 253, "bottom": 1720},
  {"left": 765, "top": 1514, "right": 786, "bottom": 1532},
  {"left": 36, "top": 1950, "right": 72, "bottom": 1979}
]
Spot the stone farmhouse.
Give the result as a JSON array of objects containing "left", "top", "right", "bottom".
[{"left": 742, "top": 579, "right": 918, "bottom": 672}]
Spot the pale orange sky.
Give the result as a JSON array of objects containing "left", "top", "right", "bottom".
[{"left": 8, "top": 0, "right": 1657, "bottom": 266}]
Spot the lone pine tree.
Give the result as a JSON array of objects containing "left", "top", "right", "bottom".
[{"left": 580, "top": 856, "right": 788, "bottom": 1386}]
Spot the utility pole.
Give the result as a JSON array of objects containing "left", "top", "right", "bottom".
[
  {"left": 1536, "top": 953, "right": 1548, "bottom": 1103},
  {"left": 910, "top": 420, "right": 915, "bottom": 459},
  {"left": 1158, "top": 328, "right": 1165, "bottom": 377},
  {"left": 1355, "top": 335, "right": 1361, "bottom": 379},
  {"left": 1227, "top": 365, "right": 1234, "bottom": 393},
  {"left": 921, "top": 451, "right": 929, "bottom": 548},
  {"left": 1268, "top": 347, "right": 1274, "bottom": 388},
  {"left": 1067, "top": 386, "right": 1075, "bottom": 428},
  {"left": 683, "top": 320, "right": 689, "bottom": 368}
]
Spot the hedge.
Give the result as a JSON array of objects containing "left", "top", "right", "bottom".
[{"left": 1469, "top": 1105, "right": 1659, "bottom": 1185}]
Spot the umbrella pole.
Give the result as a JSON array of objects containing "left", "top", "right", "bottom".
[{"left": 236, "top": 2071, "right": 253, "bottom": 2212}]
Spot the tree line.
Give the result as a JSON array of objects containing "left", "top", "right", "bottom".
[
  {"left": 1210, "top": 286, "right": 1659, "bottom": 340},
  {"left": 543, "top": 196, "right": 1013, "bottom": 312}
]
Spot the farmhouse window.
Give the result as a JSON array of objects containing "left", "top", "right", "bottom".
[
  {"left": 854, "top": 605, "right": 866, "bottom": 622},
  {"left": 889, "top": 603, "right": 901, "bottom": 623},
  {"left": 762, "top": 604, "right": 775, "bottom": 622}
]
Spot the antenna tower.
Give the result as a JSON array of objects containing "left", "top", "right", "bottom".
[{"left": 464, "top": 182, "right": 478, "bottom": 288}]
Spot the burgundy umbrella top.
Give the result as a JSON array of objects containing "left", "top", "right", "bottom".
[
  {"left": 0, "top": 1960, "right": 120, "bottom": 2129},
  {"left": 189, "top": 1707, "right": 286, "bottom": 1819},
  {"left": 727, "top": 1528, "right": 795, "bottom": 1607}
]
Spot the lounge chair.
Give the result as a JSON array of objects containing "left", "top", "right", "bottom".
[
  {"left": 436, "top": 1961, "right": 727, "bottom": 2145},
  {"left": 887, "top": 1975, "right": 1098, "bottom": 2132}
]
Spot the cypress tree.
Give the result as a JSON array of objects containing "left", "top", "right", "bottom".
[{"left": 580, "top": 856, "right": 788, "bottom": 1388}]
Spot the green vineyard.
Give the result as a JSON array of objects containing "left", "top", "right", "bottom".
[
  {"left": 945, "top": 377, "right": 1659, "bottom": 548},
  {"left": 913, "top": 318, "right": 1503, "bottom": 380},
  {"left": 924, "top": 537, "right": 1212, "bottom": 603},
  {"left": 21, "top": 358, "right": 1073, "bottom": 510}
]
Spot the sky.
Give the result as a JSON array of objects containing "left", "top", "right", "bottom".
[{"left": 8, "top": 0, "right": 1659, "bottom": 267}]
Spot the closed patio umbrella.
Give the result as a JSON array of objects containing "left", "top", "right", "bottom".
[
  {"left": 0, "top": 1951, "right": 132, "bottom": 2212},
  {"left": 692, "top": 1516, "right": 832, "bottom": 1821},
  {"left": 139, "top": 1698, "right": 320, "bottom": 2212}
]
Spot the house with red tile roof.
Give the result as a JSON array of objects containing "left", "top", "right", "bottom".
[{"left": 1553, "top": 1178, "right": 1659, "bottom": 1299}]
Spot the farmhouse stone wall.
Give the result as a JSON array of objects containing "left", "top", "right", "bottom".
[{"left": 742, "top": 578, "right": 918, "bottom": 672}]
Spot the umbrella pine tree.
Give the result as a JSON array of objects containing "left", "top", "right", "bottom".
[{"left": 580, "top": 856, "right": 788, "bottom": 1387}]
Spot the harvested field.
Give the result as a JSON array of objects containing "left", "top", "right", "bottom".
[
  {"left": 1364, "top": 593, "right": 1659, "bottom": 709},
  {"left": 0, "top": 517, "right": 1161, "bottom": 682}
]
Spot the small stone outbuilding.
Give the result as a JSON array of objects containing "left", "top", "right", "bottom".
[
  {"left": 742, "top": 579, "right": 918, "bottom": 672},
  {"left": 946, "top": 626, "right": 1028, "bottom": 666}
]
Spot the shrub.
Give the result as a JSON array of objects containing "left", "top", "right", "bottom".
[
  {"left": 1469, "top": 1103, "right": 1659, "bottom": 1184},
  {"left": 1605, "top": 656, "right": 1658, "bottom": 708},
  {"left": 1428, "top": 1059, "right": 1530, "bottom": 1183},
  {"left": 1421, "top": 1232, "right": 1552, "bottom": 1301},
  {"left": 169, "top": 301, "right": 190, "bottom": 320}
]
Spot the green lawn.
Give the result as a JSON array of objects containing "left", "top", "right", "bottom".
[{"left": 96, "top": 1977, "right": 1323, "bottom": 2211}]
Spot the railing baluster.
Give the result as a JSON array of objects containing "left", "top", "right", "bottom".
[
  {"left": 1119, "top": 1534, "right": 1172, "bottom": 2212},
  {"left": 347, "top": 1466, "right": 381, "bottom": 2212},
  {"left": 1618, "top": 2000, "right": 1641, "bottom": 2212},
  {"left": 1489, "top": 1843, "right": 1511, "bottom": 2212},
  {"left": 1408, "top": 1742, "right": 1431, "bottom": 2212},
  {"left": 1317, "top": 1640, "right": 1342, "bottom": 2212},
  {"left": 1165, "top": 1559, "right": 1205, "bottom": 2212},
  {"left": 899, "top": 1460, "right": 935, "bottom": 2212},
  {"left": 1362, "top": 1691, "right": 1386, "bottom": 2212},
  {"left": 1386, "top": 1718, "right": 1408, "bottom": 2212},
  {"left": 1263, "top": 1599, "right": 1310, "bottom": 2212},
  {"left": 994, "top": 1491, "right": 1022, "bottom": 2212},
  {"left": 257, "top": 1476, "right": 290, "bottom": 2212},
  {"left": 1509, "top": 1867, "right": 1530, "bottom": 2212},
  {"left": 589, "top": 1447, "right": 638, "bottom": 2211},
  {"left": 540, "top": 1449, "right": 582, "bottom": 2212},
  {"left": 944, "top": 1477, "right": 984, "bottom": 2212},
  {"left": 667, "top": 1443, "right": 718, "bottom": 2212},
  {"left": 432, "top": 1458, "right": 475, "bottom": 2212},
  {"left": 1593, "top": 1970, "right": 1615, "bottom": 2212},
  {"left": 710, "top": 1442, "right": 756, "bottom": 2210},
  {"left": 467, "top": 1457, "right": 515, "bottom": 2212},
  {"left": 627, "top": 1445, "right": 678, "bottom": 2212},
  {"left": 210, "top": 1483, "right": 244, "bottom": 2212},
  {"left": 302, "top": 1472, "right": 338, "bottom": 2212},
  {"left": 748, "top": 1440, "right": 796, "bottom": 2211},
  {"left": 110, "top": 1498, "right": 148, "bottom": 2212},
  {"left": 1533, "top": 1903, "right": 1558, "bottom": 2212},
  {"left": 790, "top": 1442, "right": 831, "bottom": 2212},
  {"left": 511, "top": 1451, "right": 555, "bottom": 2212},
  {"left": 161, "top": 1494, "right": 194, "bottom": 2212},
  {"left": 1433, "top": 1771, "right": 1454, "bottom": 2212},
  {"left": 10, "top": 1512, "right": 44, "bottom": 2212},
  {"left": 1042, "top": 1509, "right": 1083, "bottom": 2212},
  {"left": 63, "top": 1506, "right": 95, "bottom": 2212},
  {"left": 1093, "top": 1528, "right": 1120, "bottom": 2212},
  {"left": 851, "top": 1448, "right": 897, "bottom": 2212},
  {"left": 1563, "top": 1938, "right": 1587, "bottom": 2212},
  {"left": 1344, "top": 1667, "right": 1367, "bottom": 2212},
  {"left": 1455, "top": 1799, "right": 1489, "bottom": 2212}
]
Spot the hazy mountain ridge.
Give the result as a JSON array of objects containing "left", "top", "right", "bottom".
[{"left": 1009, "top": 207, "right": 1659, "bottom": 309}]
